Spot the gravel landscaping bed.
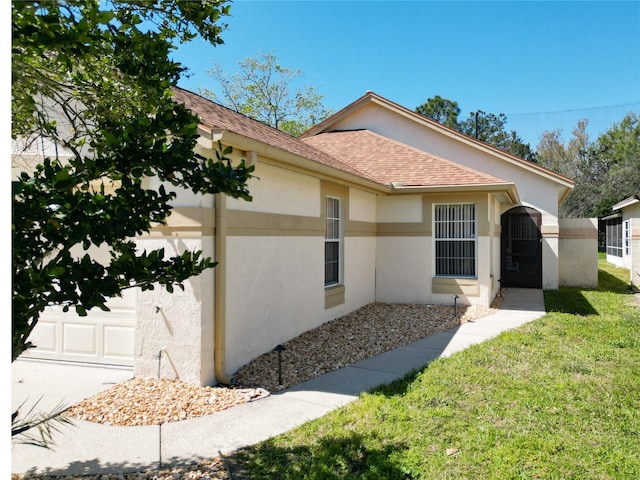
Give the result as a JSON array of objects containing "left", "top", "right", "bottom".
[
  {"left": 65, "top": 297, "right": 503, "bottom": 427},
  {"left": 15, "top": 296, "right": 503, "bottom": 479}
]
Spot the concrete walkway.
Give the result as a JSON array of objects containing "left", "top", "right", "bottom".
[{"left": 11, "top": 288, "right": 545, "bottom": 476}]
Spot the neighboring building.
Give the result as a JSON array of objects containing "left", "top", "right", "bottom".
[
  {"left": 605, "top": 195, "right": 640, "bottom": 288},
  {"left": 20, "top": 89, "right": 599, "bottom": 386}
]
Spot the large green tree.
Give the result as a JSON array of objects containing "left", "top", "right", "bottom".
[
  {"left": 12, "top": 0, "right": 254, "bottom": 362},
  {"left": 537, "top": 113, "right": 640, "bottom": 218},
  {"left": 415, "top": 97, "right": 537, "bottom": 162},
  {"left": 537, "top": 119, "right": 590, "bottom": 180},
  {"left": 415, "top": 95, "right": 461, "bottom": 130},
  {"left": 200, "top": 51, "right": 332, "bottom": 137}
]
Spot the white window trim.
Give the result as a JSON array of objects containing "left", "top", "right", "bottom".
[
  {"left": 624, "top": 219, "right": 631, "bottom": 256},
  {"left": 433, "top": 203, "right": 477, "bottom": 278},
  {"left": 325, "top": 196, "right": 343, "bottom": 287}
]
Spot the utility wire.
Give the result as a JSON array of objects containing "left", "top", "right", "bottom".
[{"left": 506, "top": 101, "right": 640, "bottom": 117}]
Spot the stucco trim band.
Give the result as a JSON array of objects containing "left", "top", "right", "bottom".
[
  {"left": 146, "top": 207, "right": 215, "bottom": 237},
  {"left": 432, "top": 277, "right": 480, "bottom": 296}
]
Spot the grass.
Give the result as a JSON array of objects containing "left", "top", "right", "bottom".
[{"left": 228, "top": 259, "right": 640, "bottom": 479}]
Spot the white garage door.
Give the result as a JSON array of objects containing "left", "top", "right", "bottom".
[{"left": 22, "top": 292, "right": 136, "bottom": 367}]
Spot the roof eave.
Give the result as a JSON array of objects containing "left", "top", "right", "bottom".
[
  {"left": 613, "top": 194, "right": 640, "bottom": 211},
  {"left": 199, "top": 127, "right": 388, "bottom": 194},
  {"left": 390, "top": 182, "right": 520, "bottom": 204}
]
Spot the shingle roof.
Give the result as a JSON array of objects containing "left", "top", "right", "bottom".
[
  {"left": 173, "top": 87, "right": 512, "bottom": 190},
  {"left": 302, "top": 91, "right": 574, "bottom": 189},
  {"left": 302, "top": 129, "right": 509, "bottom": 187},
  {"left": 171, "top": 87, "right": 372, "bottom": 181}
]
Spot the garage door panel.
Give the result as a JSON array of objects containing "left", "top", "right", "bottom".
[
  {"left": 63, "top": 323, "right": 98, "bottom": 356},
  {"left": 104, "top": 325, "right": 135, "bottom": 358},
  {"left": 22, "top": 303, "right": 135, "bottom": 366},
  {"left": 26, "top": 320, "right": 58, "bottom": 353}
]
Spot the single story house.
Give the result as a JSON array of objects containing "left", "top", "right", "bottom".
[
  {"left": 604, "top": 194, "right": 640, "bottom": 288},
  {"left": 22, "top": 88, "right": 599, "bottom": 386}
]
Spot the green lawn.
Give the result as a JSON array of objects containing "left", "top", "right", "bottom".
[{"left": 229, "top": 260, "right": 640, "bottom": 479}]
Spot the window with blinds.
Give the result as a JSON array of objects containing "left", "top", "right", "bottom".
[
  {"left": 325, "top": 197, "right": 341, "bottom": 286},
  {"left": 434, "top": 204, "right": 476, "bottom": 277}
]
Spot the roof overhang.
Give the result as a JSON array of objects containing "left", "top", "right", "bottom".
[
  {"left": 196, "top": 125, "right": 387, "bottom": 194},
  {"left": 390, "top": 182, "right": 520, "bottom": 205},
  {"left": 613, "top": 194, "right": 640, "bottom": 211}
]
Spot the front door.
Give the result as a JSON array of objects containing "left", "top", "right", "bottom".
[{"left": 501, "top": 207, "right": 542, "bottom": 288}]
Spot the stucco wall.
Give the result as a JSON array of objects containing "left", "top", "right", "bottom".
[
  {"left": 222, "top": 162, "right": 378, "bottom": 376},
  {"left": 375, "top": 193, "right": 498, "bottom": 307},
  {"left": 135, "top": 234, "right": 216, "bottom": 385},
  {"left": 559, "top": 218, "right": 598, "bottom": 288}
]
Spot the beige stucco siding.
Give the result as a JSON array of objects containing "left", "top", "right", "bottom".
[
  {"left": 227, "top": 161, "right": 321, "bottom": 217},
  {"left": 376, "top": 236, "right": 431, "bottom": 303},
  {"left": 221, "top": 165, "right": 378, "bottom": 375},
  {"left": 559, "top": 218, "right": 598, "bottom": 288},
  {"left": 375, "top": 192, "right": 497, "bottom": 306},
  {"left": 135, "top": 235, "right": 215, "bottom": 385},
  {"left": 224, "top": 235, "right": 324, "bottom": 374}
]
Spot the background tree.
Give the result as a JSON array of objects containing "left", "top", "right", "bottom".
[
  {"left": 12, "top": 0, "right": 254, "bottom": 362},
  {"left": 537, "top": 119, "right": 590, "bottom": 179},
  {"left": 537, "top": 113, "right": 640, "bottom": 219},
  {"left": 415, "top": 97, "right": 537, "bottom": 162},
  {"left": 200, "top": 51, "right": 332, "bottom": 137},
  {"left": 415, "top": 95, "right": 461, "bottom": 130}
]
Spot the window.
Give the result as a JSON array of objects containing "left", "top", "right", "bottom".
[
  {"left": 624, "top": 219, "right": 631, "bottom": 256},
  {"left": 606, "top": 216, "right": 622, "bottom": 257},
  {"left": 435, "top": 204, "right": 476, "bottom": 277},
  {"left": 325, "top": 197, "right": 341, "bottom": 286}
]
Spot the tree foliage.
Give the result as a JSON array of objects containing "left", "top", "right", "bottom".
[
  {"left": 12, "top": 0, "right": 254, "bottom": 361},
  {"left": 537, "top": 113, "right": 640, "bottom": 218},
  {"left": 415, "top": 95, "right": 460, "bottom": 130},
  {"left": 415, "top": 97, "right": 537, "bottom": 162},
  {"left": 201, "top": 51, "right": 332, "bottom": 137}
]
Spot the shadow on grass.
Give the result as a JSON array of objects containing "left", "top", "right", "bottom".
[
  {"left": 229, "top": 432, "right": 410, "bottom": 479},
  {"left": 544, "top": 288, "right": 598, "bottom": 316},
  {"left": 598, "top": 267, "right": 635, "bottom": 294},
  {"left": 545, "top": 262, "right": 635, "bottom": 316}
]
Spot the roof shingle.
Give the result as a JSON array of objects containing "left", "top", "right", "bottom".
[
  {"left": 171, "top": 87, "right": 372, "bottom": 181},
  {"left": 302, "top": 129, "right": 508, "bottom": 187}
]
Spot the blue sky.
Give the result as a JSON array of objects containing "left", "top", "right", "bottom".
[{"left": 174, "top": 0, "right": 640, "bottom": 148}]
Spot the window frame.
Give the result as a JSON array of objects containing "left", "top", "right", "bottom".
[
  {"left": 624, "top": 219, "right": 631, "bottom": 256},
  {"left": 324, "top": 196, "right": 342, "bottom": 287},
  {"left": 434, "top": 203, "right": 477, "bottom": 278}
]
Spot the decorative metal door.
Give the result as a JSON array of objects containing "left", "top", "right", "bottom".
[{"left": 501, "top": 207, "right": 542, "bottom": 288}]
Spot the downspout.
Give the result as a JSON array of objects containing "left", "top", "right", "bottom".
[{"left": 214, "top": 192, "right": 236, "bottom": 385}]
